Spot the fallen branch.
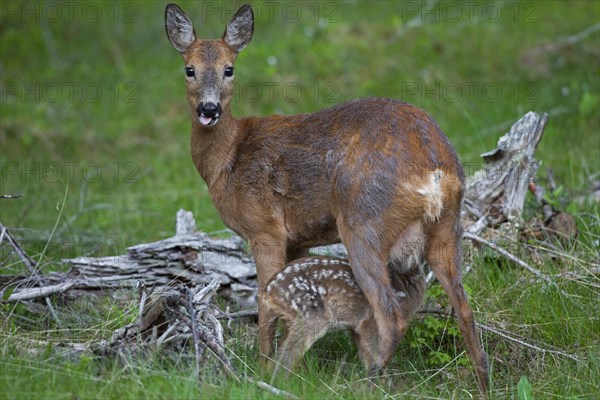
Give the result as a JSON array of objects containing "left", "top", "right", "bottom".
[
  {"left": 250, "top": 377, "right": 300, "bottom": 400},
  {"left": 530, "top": 23, "right": 600, "bottom": 55},
  {"left": 525, "top": 242, "right": 600, "bottom": 270},
  {"left": 0, "top": 223, "right": 38, "bottom": 274},
  {"left": 478, "top": 323, "right": 581, "bottom": 363},
  {"left": 0, "top": 223, "right": 61, "bottom": 325},
  {"left": 218, "top": 309, "right": 259, "bottom": 320},
  {"left": 463, "top": 232, "right": 559, "bottom": 288},
  {"left": 418, "top": 309, "right": 582, "bottom": 363},
  {"left": 5, "top": 281, "right": 76, "bottom": 302},
  {"left": 184, "top": 288, "right": 204, "bottom": 376}
]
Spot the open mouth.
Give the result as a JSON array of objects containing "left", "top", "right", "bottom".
[{"left": 199, "top": 114, "right": 219, "bottom": 126}]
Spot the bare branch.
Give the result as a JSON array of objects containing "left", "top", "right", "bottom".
[
  {"left": 217, "top": 309, "right": 258, "bottom": 320},
  {"left": 478, "top": 323, "right": 581, "bottom": 363},
  {"left": 183, "top": 288, "right": 204, "bottom": 377},
  {"left": 0, "top": 223, "right": 38, "bottom": 274},
  {"left": 249, "top": 377, "right": 300, "bottom": 400},
  {"left": 463, "top": 232, "right": 557, "bottom": 288},
  {"left": 419, "top": 309, "right": 582, "bottom": 363},
  {"left": 5, "top": 282, "right": 75, "bottom": 302},
  {"left": 531, "top": 23, "right": 600, "bottom": 55}
]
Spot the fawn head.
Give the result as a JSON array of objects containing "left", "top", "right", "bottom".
[{"left": 165, "top": 4, "right": 254, "bottom": 127}]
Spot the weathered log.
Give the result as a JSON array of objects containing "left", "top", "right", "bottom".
[
  {"left": 464, "top": 111, "right": 548, "bottom": 225},
  {"left": 2, "top": 210, "right": 258, "bottom": 307}
]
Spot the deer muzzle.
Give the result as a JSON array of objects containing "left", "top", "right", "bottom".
[{"left": 197, "top": 102, "right": 221, "bottom": 126}]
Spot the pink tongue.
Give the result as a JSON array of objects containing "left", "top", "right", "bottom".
[{"left": 199, "top": 116, "right": 213, "bottom": 125}]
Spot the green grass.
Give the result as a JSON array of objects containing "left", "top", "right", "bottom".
[{"left": 1, "top": 1, "right": 599, "bottom": 399}]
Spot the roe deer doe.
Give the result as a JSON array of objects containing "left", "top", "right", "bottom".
[
  {"left": 263, "top": 256, "right": 425, "bottom": 376},
  {"left": 165, "top": 3, "right": 489, "bottom": 395}
]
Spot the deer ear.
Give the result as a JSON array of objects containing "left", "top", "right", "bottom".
[
  {"left": 165, "top": 3, "right": 196, "bottom": 53},
  {"left": 223, "top": 4, "right": 254, "bottom": 53}
]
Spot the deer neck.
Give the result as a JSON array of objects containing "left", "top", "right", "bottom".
[{"left": 190, "top": 109, "right": 243, "bottom": 188}]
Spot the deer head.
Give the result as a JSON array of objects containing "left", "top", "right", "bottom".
[{"left": 165, "top": 3, "right": 254, "bottom": 127}]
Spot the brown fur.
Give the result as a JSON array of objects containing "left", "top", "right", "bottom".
[
  {"left": 263, "top": 256, "right": 425, "bottom": 375},
  {"left": 165, "top": 3, "right": 489, "bottom": 395}
]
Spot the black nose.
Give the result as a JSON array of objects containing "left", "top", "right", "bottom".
[{"left": 197, "top": 102, "right": 221, "bottom": 118}]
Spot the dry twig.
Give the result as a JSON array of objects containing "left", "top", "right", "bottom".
[
  {"left": 419, "top": 309, "right": 582, "bottom": 363},
  {"left": 463, "top": 231, "right": 560, "bottom": 290},
  {"left": 183, "top": 288, "right": 206, "bottom": 377},
  {"left": 0, "top": 223, "right": 61, "bottom": 325},
  {"left": 217, "top": 309, "right": 259, "bottom": 320},
  {"left": 249, "top": 377, "right": 300, "bottom": 400},
  {"left": 0, "top": 223, "right": 38, "bottom": 274},
  {"left": 478, "top": 323, "right": 581, "bottom": 363}
]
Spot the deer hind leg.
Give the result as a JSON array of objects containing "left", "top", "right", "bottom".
[
  {"left": 342, "top": 234, "right": 403, "bottom": 376},
  {"left": 426, "top": 218, "right": 490, "bottom": 396}
]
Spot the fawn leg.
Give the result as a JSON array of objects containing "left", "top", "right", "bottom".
[
  {"left": 426, "top": 219, "right": 490, "bottom": 396},
  {"left": 276, "top": 246, "right": 311, "bottom": 353},
  {"left": 272, "top": 319, "right": 329, "bottom": 378}
]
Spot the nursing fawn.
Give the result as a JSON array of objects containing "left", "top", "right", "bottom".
[{"left": 263, "top": 256, "right": 425, "bottom": 376}]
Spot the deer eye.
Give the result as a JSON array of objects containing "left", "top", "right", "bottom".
[
  {"left": 224, "top": 66, "right": 234, "bottom": 78},
  {"left": 185, "top": 67, "right": 195, "bottom": 77}
]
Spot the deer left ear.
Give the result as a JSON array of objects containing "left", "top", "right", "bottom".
[
  {"left": 223, "top": 4, "right": 254, "bottom": 52},
  {"left": 165, "top": 3, "right": 196, "bottom": 53}
]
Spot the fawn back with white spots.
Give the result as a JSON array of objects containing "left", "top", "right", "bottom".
[
  {"left": 165, "top": 3, "right": 489, "bottom": 395},
  {"left": 263, "top": 256, "right": 425, "bottom": 375}
]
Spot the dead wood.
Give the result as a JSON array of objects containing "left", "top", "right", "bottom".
[
  {"left": 0, "top": 222, "right": 61, "bottom": 324},
  {"left": 463, "top": 111, "right": 548, "bottom": 225},
  {"left": 2, "top": 210, "right": 257, "bottom": 308},
  {"left": 417, "top": 309, "right": 581, "bottom": 363}
]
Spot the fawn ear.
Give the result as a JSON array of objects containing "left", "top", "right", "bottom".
[
  {"left": 223, "top": 4, "right": 254, "bottom": 53},
  {"left": 165, "top": 3, "right": 196, "bottom": 53}
]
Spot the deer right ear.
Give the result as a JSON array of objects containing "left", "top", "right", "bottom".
[
  {"left": 223, "top": 4, "right": 254, "bottom": 53},
  {"left": 165, "top": 4, "right": 196, "bottom": 53}
]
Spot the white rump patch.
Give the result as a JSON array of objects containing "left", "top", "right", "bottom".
[{"left": 416, "top": 170, "right": 444, "bottom": 222}]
